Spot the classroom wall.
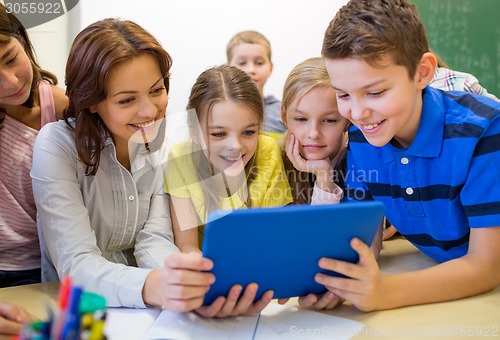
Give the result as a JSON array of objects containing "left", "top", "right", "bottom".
[
  {"left": 26, "top": 3, "right": 79, "bottom": 88},
  {"left": 78, "top": 0, "right": 348, "bottom": 114},
  {"left": 27, "top": 0, "right": 348, "bottom": 115},
  {"left": 25, "top": 0, "right": 500, "bottom": 116}
]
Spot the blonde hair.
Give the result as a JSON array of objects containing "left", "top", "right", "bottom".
[
  {"left": 431, "top": 49, "right": 449, "bottom": 68},
  {"left": 281, "top": 57, "right": 333, "bottom": 205},
  {"left": 226, "top": 30, "right": 272, "bottom": 63},
  {"left": 282, "top": 57, "right": 331, "bottom": 113},
  {"left": 281, "top": 57, "right": 348, "bottom": 204}
]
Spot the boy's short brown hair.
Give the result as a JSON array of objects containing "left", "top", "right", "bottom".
[
  {"left": 226, "top": 30, "right": 272, "bottom": 63},
  {"left": 322, "top": 0, "right": 429, "bottom": 79}
]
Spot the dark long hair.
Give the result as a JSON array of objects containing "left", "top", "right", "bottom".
[
  {"left": 64, "top": 18, "right": 172, "bottom": 175},
  {"left": 0, "top": 4, "right": 57, "bottom": 127}
]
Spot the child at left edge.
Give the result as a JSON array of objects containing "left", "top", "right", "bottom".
[{"left": 0, "top": 2, "right": 68, "bottom": 288}]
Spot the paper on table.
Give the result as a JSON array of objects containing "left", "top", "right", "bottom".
[
  {"left": 140, "top": 303, "right": 364, "bottom": 340},
  {"left": 256, "top": 303, "right": 365, "bottom": 339},
  {"left": 105, "top": 307, "right": 161, "bottom": 340},
  {"left": 140, "top": 309, "right": 259, "bottom": 340}
]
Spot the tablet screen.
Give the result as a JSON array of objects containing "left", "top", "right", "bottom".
[{"left": 202, "top": 201, "right": 385, "bottom": 305}]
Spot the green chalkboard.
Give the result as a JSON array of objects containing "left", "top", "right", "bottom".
[{"left": 412, "top": 0, "right": 499, "bottom": 97}]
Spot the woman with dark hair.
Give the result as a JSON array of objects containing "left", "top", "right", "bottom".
[{"left": 31, "top": 18, "right": 177, "bottom": 308}]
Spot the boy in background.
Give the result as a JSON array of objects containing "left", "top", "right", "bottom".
[
  {"left": 307, "top": 0, "right": 500, "bottom": 311},
  {"left": 227, "top": 30, "right": 287, "bottom": 134}
]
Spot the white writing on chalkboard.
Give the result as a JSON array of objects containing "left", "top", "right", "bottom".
[{"left": 414, "top": 0, "right": 500, "bottom": 97}]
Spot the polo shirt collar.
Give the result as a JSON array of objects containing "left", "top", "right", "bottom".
[
  {"left": 381, "top": 86, "right": 444, "bottom": 162},
  {"left": 408, "top": 86, "right": 445, "bottom": 157}
]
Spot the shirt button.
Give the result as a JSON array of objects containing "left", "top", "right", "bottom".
[
  {"left": 406, "top": 187, "right": 414, "bottom": 195},
  {"left": 401, "top": 157, "right": 409, "bottom": 165},
  {"left": 128, "top": 195, "right": 135, "bottom": 201}
]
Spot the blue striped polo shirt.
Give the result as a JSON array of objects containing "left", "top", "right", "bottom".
[{"left": 345, "top": 86, "right": 500, "bottom": 263}]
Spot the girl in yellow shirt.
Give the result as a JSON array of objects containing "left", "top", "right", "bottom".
[{"left": 166, "top": 65, "right": 292, "bottom": 253}]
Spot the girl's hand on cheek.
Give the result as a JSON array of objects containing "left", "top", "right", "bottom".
[
  {"left": 285, "top": 133, "right": 331, "bottom": 175},
  {"left": 285, "top": 133, "right": 308, "bottom": 172}
]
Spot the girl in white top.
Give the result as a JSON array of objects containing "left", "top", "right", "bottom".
[{"left": 0, "top": 3, "right": 67, "bottom": 288}]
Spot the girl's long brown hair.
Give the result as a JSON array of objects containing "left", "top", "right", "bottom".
[{"left": 0, "top": 4, "right": 57, "bottom": 128}]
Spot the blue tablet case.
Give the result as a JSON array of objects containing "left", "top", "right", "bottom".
[{"left": 201, "top": 201, "right": 385, "bottom": 305}]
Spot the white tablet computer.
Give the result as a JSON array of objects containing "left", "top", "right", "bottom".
[{"left": 201, "top": 201, "right": 385, "bottom": 305}]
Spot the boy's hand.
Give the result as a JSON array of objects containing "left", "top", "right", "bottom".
[{"left": 314, "top": 238, "right": 384, "bottom": 312}]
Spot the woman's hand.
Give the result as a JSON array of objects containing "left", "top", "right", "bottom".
[
  {"left": 146, "top": 252, "right": 273, "bottom": 318},
  {"left": 143, "top": 252, "right": 215, "bottom": 311}
]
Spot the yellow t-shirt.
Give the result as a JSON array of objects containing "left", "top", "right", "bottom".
[{"left": 165, "top": 134, "right": 293, "bottom": 244}]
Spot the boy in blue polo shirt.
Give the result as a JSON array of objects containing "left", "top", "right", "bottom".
[{"left": 309, "top": 0, "right": 500, "bottom": 312}]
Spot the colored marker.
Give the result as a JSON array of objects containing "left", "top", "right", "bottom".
[
  {"left": 52, "top": 276, "right": 72, "bottom": 339},
  {"left": 79, "top": 292, "right": 106, "bottom": 315},
  {"left": 61, "top": 286, "right": 83, "bottom": 340}
]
